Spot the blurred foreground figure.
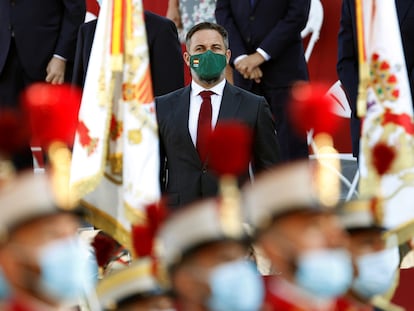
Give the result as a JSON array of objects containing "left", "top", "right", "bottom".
[
  {"left": 0, "top": 172, "right": 96, "bottom": 311},
  {"left": 96, "top": 258, "right": 174, "bottom": 311},
  {"left": 337, "top": 198, "right": 402, "bottom": 311},
  {"left": 157, "top": 198, "right": 264, "bottom": 311},
  {"left": 243, "top": 161, "right": 353, "bottom": 310}
]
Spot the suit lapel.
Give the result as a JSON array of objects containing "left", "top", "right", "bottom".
[
  {"left": 396, "top": 0, "right": 413, "bottom": 24},
  {"left": 175, "top": 86, "right": 202, "bottom": 164},
  {"left": 218, "top": 83, "right": 241, "bottom": 122}
]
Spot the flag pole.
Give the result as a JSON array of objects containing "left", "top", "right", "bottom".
[{"left": 355, "top": 0, "right": 369, "bottom": 118}]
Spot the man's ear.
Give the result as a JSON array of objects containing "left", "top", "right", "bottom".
[
  {"left": 183, "top": 51, "right": 191, "bottom": 67},
  {"left": 226, "top": 49, "right": 231, "bottom": 64}
]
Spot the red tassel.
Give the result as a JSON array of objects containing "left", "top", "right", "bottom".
[
  {"left": 91, "top": 232, "right": 119, "bottom": 267},
  {"left": 288, "top": 82, "right": 340, "bottom": 136},
  {"left": 131, "top": 199, "right": 168, "bottom": 258},
  {"left": 131, "top": 224, "right": 153, "bottom": 258},
  {"left": 145, "top": 200, "right": 168, "bottom": 236},
  {"left": 208, "top": 121, "right": 253, "bottom": 176},
  {"left": 21, "top": 83, "right": 82, "bottom": 149},
  {"left": 372, "top": 142, "right": 396, "bottom": 175}
]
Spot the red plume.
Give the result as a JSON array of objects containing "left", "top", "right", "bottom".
[
  {"left": 91, "top": 231, "right": 119, "bottom": 268},
  {"left": 372, "top": 142, "right": 396, "bottom": 175},
  {"left": 145, "top": 200, "right": 168, "bottom": 236},
  {"left": 208, "top": 121, "right": 253, "bottom": 176},
  {"left": 131, "top": 200, "right": 168, "bottom": 258},
  {"left": 288, "top": 82, "right": 340, "bottom": 136},
  {"left": 131, "top": 224, "right": 154, "bottom": 258},
  {"left": 21, "top": 83, "right": 82, "bottom": 149},
  {"left": 0, "top": 109, "right": 31, "bottom": 155}
]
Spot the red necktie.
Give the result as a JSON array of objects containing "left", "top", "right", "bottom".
[{"left": 196, "top": 90, "right": 215, "bottom": 162}]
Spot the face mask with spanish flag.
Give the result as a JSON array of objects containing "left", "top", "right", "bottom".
[{"left": 190, "top": 50, "right": 227, "bottom": 81}]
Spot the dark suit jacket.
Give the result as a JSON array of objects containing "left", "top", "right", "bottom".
[
  {"left": 72, "top": 11, "right": 184, "bottom": 96},
  {"left": 337, "top": 0, "right": 414, "bottom": 156},
  {"left": 156, "top": 82, "right": 280, "bottom": 208},
  {"left": 0, "top": 0, "right": 85, "bottom": 81},
  {"left": 215, "top": 0, "right": 310, "bottom": 89}
]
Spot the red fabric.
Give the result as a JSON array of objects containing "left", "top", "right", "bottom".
[
  {"left": 335, "top": 297, "right": 373, "bottom": 311},
  {"left": 391, "top": 268, "right": 414, "bottom": 311},
  {"left": 263, "top": 276, "right": 308, "bottom": 311},
  {"left": 86, "top": 0, "right": 100, "bottom": 16},
  {"left": 196, "top": 91, "right": 214, "bottom": 162},
  {"left": 142, "top": 0, "right": 168, "bottom": 15}
]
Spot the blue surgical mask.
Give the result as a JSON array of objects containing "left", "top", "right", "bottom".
[
  {"left": 352, "top": 247, "right": 399, "bottom": 299},
  {"left": 38, "top": 236, "right": 97, "bottom": 302},
  {"left": 207, "top": 259, "right": 264, "bottom": 311},
  {"left": 295, "top": 249, "right": 353, "bottom": 299},
  {"left": 0, "top": 267, "right": 10, "bottom": 300}
]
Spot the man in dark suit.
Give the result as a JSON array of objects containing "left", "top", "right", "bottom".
[
  {"left": 72, "top": 11, "right": 184, "bottom": 96},
  {"left": 0, "top": 0, "right": 85, "bottom": 170},
  {"left": 156, "top": 22, "right": 280, "bottom": 209},
  {"left": 215, "top": 0, "right": 311, "bottom": 162},
  {"left": 0, "top": 0, "right": 86, "bottom": 106},
  {"left": 337, "top": 0, "right": 414, "bottom": 157}
]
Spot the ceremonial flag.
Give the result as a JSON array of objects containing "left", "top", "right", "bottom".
[
  {"left": 357, "top": 0, "right": 414, "bottom": 243},
  {"left": 70, "top": 0, "right": 160, "bottom": 250}
]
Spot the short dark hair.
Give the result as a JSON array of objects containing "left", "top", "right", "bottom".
[{"left": 185, "top": 22, "right": 229, "bottom": 50}]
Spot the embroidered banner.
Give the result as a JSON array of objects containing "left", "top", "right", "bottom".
[{"left": 70, "top": 0, "right": 160, "bottom": 249}]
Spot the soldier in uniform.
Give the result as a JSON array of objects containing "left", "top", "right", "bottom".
[
  {"left": 156, "top": 198, "right": 265, "bottom": 311},
  {"left": 336, "top": 198, "right": 402, "bottom": 311},
  {"left": 0, "top": 172, "right": 97, "bottom": 311},
  {"left": 243, "top": 161, "right": 354, "bottom": 311}
]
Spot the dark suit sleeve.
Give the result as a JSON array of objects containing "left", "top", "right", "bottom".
[
  {"left": 215, "top": 0, "right": 248, "bottom": 62},
  {"left": 252, "top": 97, "right": 281, "bottom": 172},
  {"left": 54, "top": 0, "right": 86, "bottom": 62},
  {"left": 337, "top": 0, "right": 358, "bottom": 112},
  {"left": 72, "top": 25, "right": 85, "bottom": 88},
  {"left": 258, "top": 0, "right": 310, "bottom": 59},
  {"left": 149, "top": 17, "right": 184, "bottom": 96}
]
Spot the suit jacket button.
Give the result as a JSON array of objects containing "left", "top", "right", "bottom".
[
  {"left": 249, "top": 15, "right": 255, "bottom": 21},
  {"left": 202, "top": 168, "right": 207, "bottom": 173}
]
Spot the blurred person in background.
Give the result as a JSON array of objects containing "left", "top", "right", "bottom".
[
  {"left": 0, "top": 172, "right": 97, "bottom": 311},
  {"left": 0, "top": 0, "right": 85, "bottom": 170},
  {"left": 243, "top": 161, "right": 354, "bottom": 310},
  {"left": 337, "top": 198, "right": 401, "bottom": 311},
  {"left": 167, "top": 0, "right": 217, "bottom": 43},
  {"left": 73, "top": 5, "right": 184, "bottom": 96},
  {"left": 157, "top": 198, "right": 265, "bottom": 311},
  {"left": 215, "top": 0, "right": 311, "bottom": 162}
]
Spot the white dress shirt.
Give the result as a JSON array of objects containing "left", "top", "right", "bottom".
[{"left": 188, "top": 79, "right": 226, "bottom": 146}]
